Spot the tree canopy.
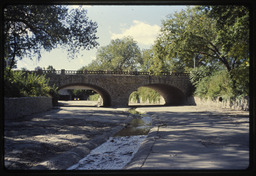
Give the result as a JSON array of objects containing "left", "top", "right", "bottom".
[
  {"left": 153, "top": 6, "right": 249, "bottom": 73},
  {"left": 4, "top": 5, "right": 99, "bottom": 69},
  {"left": 81, "top": 37, "right": 141, "bottom": 71}
]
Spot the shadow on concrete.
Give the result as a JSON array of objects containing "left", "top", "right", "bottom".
[
  {"left": 56, "top": 101, "right": 99, "bottom": 108},
  {"left": 127, "top": 107, "right": 249, "bottom": 170},
  {"left": 129, "top": 104, "right": 167, "bottom": 108},
  {"left": 57, "top": 103, "right": 98, "bottom": 108}
]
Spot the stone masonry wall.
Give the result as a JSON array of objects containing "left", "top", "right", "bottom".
[
  {"left": 46, "top": 74, "right": 192, "bottom": 107},
  {"left": 4, "top": 97, "right": 53, "bottom": 120},
  {"left": 187, "top": 96, "right": 249, "bottom": 111}
]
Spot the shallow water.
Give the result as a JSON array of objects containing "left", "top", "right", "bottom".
[{"left": 114, "top": 115, "right": 152, "bottom": 136}]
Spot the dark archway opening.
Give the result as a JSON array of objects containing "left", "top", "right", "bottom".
[
  {"left": 147, "top": 84, "right": 186, "bottom": 106},
  {"left": 128, "top": 87, "right": 165, "bottom": 106},
  {"left": 58, "top": 84, "right": 111, "bottom": 107},
  {"left": 128, "top": 84, "right": 185, "bottom": 107}
]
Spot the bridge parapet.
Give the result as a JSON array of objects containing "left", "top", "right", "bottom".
[{"left": 15, "top": 69, "right": 190, "bottom": 77}]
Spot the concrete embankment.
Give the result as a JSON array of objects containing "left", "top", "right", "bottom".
[
  {"left": 187, "top": 96, "right": 249, "bottom": 111},
  {"left": 4, "top": 97, "right": 53, "bottom": 120},
  {"left": 125, "top": 106, "right": 249, "bottom": 170}
]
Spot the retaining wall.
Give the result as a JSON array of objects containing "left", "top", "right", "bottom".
[
  {"left": 4, "top": 97, "right": 53, "bottom": 120},
  {"left": 187, "top": 96, "right": 249, "bottom": 111}
]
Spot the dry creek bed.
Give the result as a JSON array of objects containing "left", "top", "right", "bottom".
[{"left": 4, "top": 102, "right": 133, "bottom": 170}]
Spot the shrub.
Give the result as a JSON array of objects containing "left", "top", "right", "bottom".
[
  {"left": 230, "top": 62, "right": 249, "bottom": 97},
  {"left": 206, "top": 70, "right": 234, "bottom": 99},
  {"left": 4, "top": 69, "right": 58, "bottom": 99},
  {"left": 129, "top": 87, "right": 162, "bottom": 104},
  {"left": 88, "top": 93, "right": 101, "bottom": 101},
  {"left": 4, "top": 70, "right": 25, "bottom": 97},
  {"left": 194, "top": 70, "right": 234, "bottom": 100},
  {"left": 190, "top": 65, "right": 215, "bottom": 87}
]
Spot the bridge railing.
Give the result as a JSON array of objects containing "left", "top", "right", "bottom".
[
  {"left": 84, "top": 70, "right": 151, "bottom": 75},
  {"left": 14, "top": 69, "right": 190, "bottom": 76},
  {"left": 42, "top": 70, "right": 62, "bottom": 74}
]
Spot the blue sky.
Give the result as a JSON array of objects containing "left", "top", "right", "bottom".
[{"left": 16, "top": 5, "right": 188, "bottom": 70}]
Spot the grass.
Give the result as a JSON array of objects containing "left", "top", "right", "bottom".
[{"left": 128, "top": 108, "right": 142, "bottom": 115}]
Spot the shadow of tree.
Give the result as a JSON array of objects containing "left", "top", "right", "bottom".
[{"left": 127, "top": 107, "right": 249, "bottom": 170}]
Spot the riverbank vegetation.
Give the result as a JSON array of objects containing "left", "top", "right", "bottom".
[{"left": 4, "top": 68, "right": 59, "bottom": 99}]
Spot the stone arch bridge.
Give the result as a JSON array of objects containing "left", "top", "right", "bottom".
[{"left": 42, "top": 69, "right": 193, "bottom": 107}]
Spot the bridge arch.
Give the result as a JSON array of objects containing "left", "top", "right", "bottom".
[
  {"left": 58, "top": 83, "right": 111, "bottom": 107},
  {"left": 145, "top": 84, "right": 186, "bottom": 105},
  {"left": 129, "top": 84, "right": 186, "bottom": 106}
]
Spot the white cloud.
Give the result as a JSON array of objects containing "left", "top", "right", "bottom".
[
  {"left": 110, "top": 20, "right": 160, "bottom": 47},
  {"left": 79, "top": 58, "right": 84, "bottom": 64}
]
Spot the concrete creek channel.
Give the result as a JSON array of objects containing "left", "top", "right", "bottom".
[{"left": 67, "top": 111, "right": 152, "bottom": 170}]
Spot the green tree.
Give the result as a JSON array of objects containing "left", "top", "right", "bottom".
[
  {"left": 201, "top": 5, "right": 249, "bottom": 96},
  {"left": 4, "top": 5, "right": 99, "bottom": 70},
  {"left": 150, "top": 40, "right": 171, "bottom": 74},
  {"left": 154, "top": 7, "right": 218, "bottom": 72},
  {"left": 190, "top": 65, "right": 215, "bottom": 87},
  {"left": 84, "top": 37, "right": 141, "bottom": 71},
  {"left": 46, "top": 65, "right": 55, "bottom": 71},
  {"left": 199, "top": 5, "right": 249, "bottom": 72},
  {"left": 154, "top": 5, "right": 249, "bottom": 96},
  {"left": 155, "top": 6, "right": 249, "bottom": 72},
  {"left": 138, "top": 49, "right": 154, "bottom": 72}
]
